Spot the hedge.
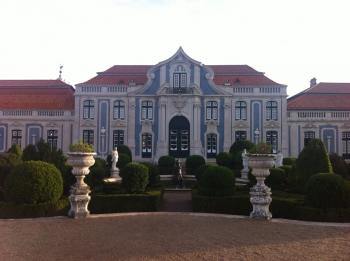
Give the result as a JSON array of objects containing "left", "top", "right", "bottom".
[
  {"left": 185, "top": 155, "right": 205, "bottom": 176},
  {"left": 192, "top": 190, "right": 350, "bottom": 222},
  {"left": 89, "top": 190, "right": 162, "bottom": 214},
  {"left": 0, "top": 198, "right": 69, "bottom": 219}
]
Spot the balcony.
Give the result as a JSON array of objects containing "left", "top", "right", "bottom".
[{"left": 166, "top": 87, "right": 194, "bottom": 94}]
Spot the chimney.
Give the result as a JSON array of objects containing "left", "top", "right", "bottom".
[{"left": 310, "top": 77, "right": 317, "bottom": 87}]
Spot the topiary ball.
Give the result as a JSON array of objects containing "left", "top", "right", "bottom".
[
  {"left": 140, "top": 162, "right": 160, "bottom": 187},
  {"left": 186, "top": 155, "right": 205, "bottom": 176},
  {"left": 198, "top": 165, "right": 235, "bottom": 197},
  {"left": 117, "top": 153, "right": 131, "bottom": 171},
  {"left": 4, "top": 161, "right": 63, "bottom": 204},
  {"left": 121, "top": 163, "right": 149, "bottom": 193},
  {"left": 117, "top": 145, "right": 132, "bottom": 161},
  {"left": 305, "top": 173, "right": 348, "bottom": 210},
  {"left": 215, "top": 152, "right": 233, "bottom": 169}
]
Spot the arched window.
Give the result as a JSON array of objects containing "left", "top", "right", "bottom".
[
  {"left": 141, "top": 101, "right": 153, "bottom": 120},
  {"left": 206, "top": 101, "right": 218, "bottom": 120},
  {"left": 173, "top": 65, "right": 187, "bottom": 88},
  {"left": 83, "top": 100, "right": 95, "bottom": 119},
  {"left": 235, "top": 101, "right": 247, "bottom": 120},
  {"left": 207, "top": 133, "right": 217, "bottom": 158},
  {"left": 113, "top": 100, "right": 125, "bottom": 119},
  {"left": 266, "top": 101, "right": 278, "bottom": 121}
]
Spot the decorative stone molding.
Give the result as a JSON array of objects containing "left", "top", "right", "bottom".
[
  {"left": 302, "top": 121, "right": 317, "bottom": 129},
  {"left": 233, "top": 121, "right": 249, "bottom": 128},
  {"left": 264, "top": 121, "right": 280, "bottom": 128},
  {"left": 81, "top": 120, "right": 96, "bottom": 127},
  {"left": 173, "top": 95, "right": 187, "bottom": 112},
  {"left": 111, "top": 119, "right": 127, "bottom": 128},
  {"left": 67, "top": 152, "right": 96, "bottom": 218},
  {"left": 141, "top": 119, "right": 153, "bottom": 133},
  {"left": 248, "top": 154, "right": 275, "bottom": 220}
]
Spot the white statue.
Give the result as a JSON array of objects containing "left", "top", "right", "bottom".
[
  {"left": 241, "top": 149, "right": 249, "bottom": 181},
  {"left": 111, "top": 147, "right": 119, "bottom": 171},
  {"left": 275, "top": 152, "right": 283, "bottom": 167}
]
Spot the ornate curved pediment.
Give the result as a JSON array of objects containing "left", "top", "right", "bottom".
[
  {"left": 233, "top": 121, "right": 249, "bottom": 128},
  {"left": 302, "top": 121, "right": 317, "bottom": 129},
  {"left": 264, "top": 121, "right": 280, "bottom": 129},
  {"left": 173, "top": 95, "right": 188, "bottom": 112},
  {"left": 111, "top": 120, "right": 127, "bottom": 128},
  {"left": 81, "top": 120, "right": 96, "bottom": 128}
]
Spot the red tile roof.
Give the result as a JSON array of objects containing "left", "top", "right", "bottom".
[
  {"left": 288, "top": 82, "right": 350, "bottom": 110},
  {"left": 80, "top": 64, "right": 282, "bottom": 86},
  {"left": 0, "top": 80, "right": 75, "bottom": 110}
]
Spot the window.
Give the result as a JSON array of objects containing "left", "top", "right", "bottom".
[
  {"left": 266, "top": 101, "right": 278, "bottom": 121},
  {"left": 206, "top": 101, "right": 218, "bottom": 120},
  {"left": 113, "top": 100, "right": 125, "bottom": 119},
  {"left": 304, "top": 131, "right": 315, "bottom": 147},
  {"left": 11, "top": 130, "right": 22, "bottom": 147},
  {"left": 207, "top": 134, "right": 217, "bottom": 158},
  {"left": 83, "top": 130, "right": 94, "bottom": 145},
  {"left": 113, "top": 130, "right": 124, "bottom": 148},
  {"left": 142, "top": 133, "right": 152, "bottom": 158},
  {"left": 266, "top": 131, "right": 278, "bottom": 153},
  {"left": 47, "top": 129, "right": 58, "bottom": 150},
  {"left": 235, "top": 101, "right": 247, "bottom": 120},
  {"left": 342, "top": 132, "right": 350, "bottom": 159},
  {"left": 235, "top": 131, "right": 247, "bottom": 141},
  {"left": 173, "top": 65, "right": 187, "bottom": 88},
  {"left": 83, "top": 100, "right": 95, "bottom": 119},
  {"left": 141, "top": 101, "right": 153, "bottom": 120}
]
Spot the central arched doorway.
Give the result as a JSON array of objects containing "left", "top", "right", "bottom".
[{"left": 169, "top": 116, "right": 190, "bottom": 157}]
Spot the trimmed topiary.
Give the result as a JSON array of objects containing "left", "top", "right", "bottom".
[
  {"left": 295, "top": 139, "right": 333, "bottom": 184},
  {"left": 121, "top": 162, "right": 149, "bottom": 193},
  {"left": 198, "top": 165, "right": 235, "bottom": 197},
  {"left": 195, "top": 164, "right": 210, "bottom": 182},
  {"left": 22, "top": 144, "right": 40, "bottom": 161},
  {"left": 117, "top": 145, "right": 132, "bottom": 161},
  {"left": 266, "top": 168, "right": 287, "bottom": 190},
  {"left": 69, "top": 142, "right": 94, "bottom": 152},
  {"left": 329, "top": 153, "right": 349, "bottom": 179},
  {"left": 158, "top": 156, "right": 175, "bottom": 175},
  {"left": 0, "top": 153, "right": 22, "bottom": 188},
  {"left": 140, "top": 162, "right": 160, "bottom": 187},
  {"left": 186, "top": 155, "right": 205, "bottom": 176},
  {"left": 4, "top": 161, "right": 63, "bottom": 204},
  {"left": 229, "top": 140, "right": 255, "bottom": 155},
  {"left": 117, "top": 153, "right": 131, "bottom": 171},
  {"left": 216, "top": 152, "right": 233, "bottom": 169},
  {"left": 305, "top": 173, "right": 348, "bottom": 210},
  {"left": 282, "top": 157, "right": 297, "bottom": 166}
]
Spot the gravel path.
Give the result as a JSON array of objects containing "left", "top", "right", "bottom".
[{"left": 1, "top": 213, "right": 350, "bottom": 261}]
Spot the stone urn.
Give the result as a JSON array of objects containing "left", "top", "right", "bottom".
[
  {"left": 248, "top": 154, "right": 276, "bottom": 220},
  {"left": 67, "top": 152, "right": 96, "bottom": 218}
]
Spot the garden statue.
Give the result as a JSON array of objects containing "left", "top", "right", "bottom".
[
  {"left": 275, "top": 152, "right": 283, "bottom": 167},
  {"left": 109, "top": 147, "right": 121, "bottom": 181},
  {"left": 175, "top": 159, "right": 184, "bottom": 189},
  {"left": 241, "top": 149, "right": 249, "bottom": 181}
]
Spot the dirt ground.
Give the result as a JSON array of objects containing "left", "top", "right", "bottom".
[{"left": 1, "top": 213, "right": 350, "bottom": 261}]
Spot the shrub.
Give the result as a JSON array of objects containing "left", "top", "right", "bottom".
[
  {"left": 0, "top": 153, "right": 22, "bottom": 188},
  {"left": 140, "top": 162, "right": 160, "bottom": 187},
  {"left": 280, "top": 165, "right": 297, "bottom": 187},
  {"left": 295, "top": 139, "right": 333, "bottom": 184},
  {"left": 4, "top": 161, "right": 63, "bottom": 204},
  {"left": 282, "top": 157, "right": 297, "bottom": 166},
  {"left": 195, "top": 164, "right": 210, "bottom": 182},
  {"left": 121, "top": 163, "right": 149, "bottom": 193},
  {"left": 266, "top": 168, "right": 287, "bottom": 190},
  {"left": 198, "top": 165, "right": 235, "bottom": 197},
  {"left": 158, "top": 156, "right": 175, "bottom": 175},
  {"left": 7, "top": 144, "right": 22, "bottom": 158},
  {"left": 249, "top": 143, "right": 272, "bottom": 154},
  {"left": 186, "top": 155, "right": 205, "bottom": 176},
  {"left": 329, "top": 153, "right": 349, "bottom": 178},
  {"left": 305, "top": 173, "right": 348, "bottom": 210},
  {"left": 216, "top": 152, "right": 233, "bottom": 169},
  {"left": 22, "top": 144, "right": 39, "bottom": 161},
  {"left": 117, "top": 145, "right": 132, "bottom": 161},
  {"left": 85, "top": 158, "right": 108, "bottom": 189},
  {"left": 69, "top": 142, "right": 94, "bottom": 152},
  {"left": 229, "top": 140, "right": 255, "bottom": 155},
  {"left": 117, "top": 153, "right": 131, "bottom": 171}
]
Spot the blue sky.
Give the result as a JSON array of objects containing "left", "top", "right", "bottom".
[{"left": 0, "top": 0, "right": 349, "bottom": 96}]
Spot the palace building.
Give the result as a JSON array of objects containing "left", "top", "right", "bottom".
[{"left": 0, "top": 48, "right": 349, "bottom": 161}]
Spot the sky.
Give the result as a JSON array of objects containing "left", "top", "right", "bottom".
[{"left": 0, "top": 0, "right": 349, "bottom": 97}]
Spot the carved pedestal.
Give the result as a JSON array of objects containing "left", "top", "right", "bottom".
[
  {"left": 248, "top": 154, "right": 275, "bottom": 220},
  {"left": 67, "top": 152, "right": 96, "bottom": 218}
]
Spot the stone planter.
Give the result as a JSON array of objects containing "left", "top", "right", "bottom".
[
  {"left": 67, "top": 152, "right": 96, "bottom": 218},
  {"left": 248, "top": 154, "right": 275, "bottom": 220}
]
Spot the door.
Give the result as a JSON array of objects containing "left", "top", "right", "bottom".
[{"left": 169, "top": 116, "right": 190, "bottom": 157}]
